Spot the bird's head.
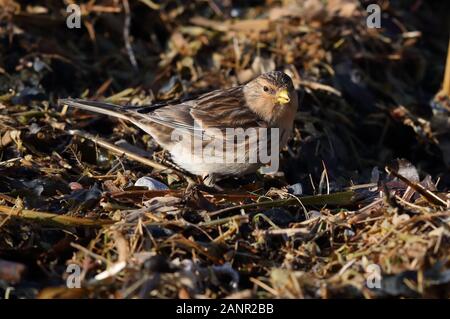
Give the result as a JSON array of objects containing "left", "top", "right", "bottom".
[{"left": 243, "top": 71, "right": 298, "bottom": 125}]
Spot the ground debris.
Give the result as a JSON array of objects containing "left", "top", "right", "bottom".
[{"left": 0, "top": 0, "right": 449, "bottom": 299}]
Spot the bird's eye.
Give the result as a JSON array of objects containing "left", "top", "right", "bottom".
[{"left": 263, "top": 86, "right": 269, "bottom": 92}]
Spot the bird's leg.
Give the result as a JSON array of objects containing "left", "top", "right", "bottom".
[
  {"left": 202, "top": 173, "right": 224, "bottom": 192},
  {"left": 185, "top": 177, "right": 198, "bottom": 193},
  {"left": 202, "top": 173, "right": 215, "bottom": 187},
  {"left": 184, "top": 173, "right": 222, "bottom": 195}
]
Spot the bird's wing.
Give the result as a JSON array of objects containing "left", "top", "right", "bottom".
[
  {"left": 60, "top": 86, "right": 266, "bottom": 139},
  {"left": 141, "top": 102, "right": 201, "bottom": 135},
  {"left": 147, "top": 87, "right": 266, "bottom": 134}
]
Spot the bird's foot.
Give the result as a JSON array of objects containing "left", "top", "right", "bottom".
[
  {"left": 183, "top": 174, "right": 223, "bottom": 195},
  {"left": 202, "top": 173, "right": 224, "bottom": 193}
]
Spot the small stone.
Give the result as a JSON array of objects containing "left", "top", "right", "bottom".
[
  {"left": 33, "top": 58, "right": 47, "bottom": 72},
  {"left": 135, "top": 176, "right": 169, "bottom": 190},
  {"left": 344, "top": 229, "right": 356, "bottom": 238},
  {"left": 147, "top": 225, "right": 174, "bottom": 238},
  {"left": 308, "top": 210, "right": 322, "bottom": 219},
  {"left": 69, "top": 182, "right": 83, "bottom": 191},
  {"left": 370, "top": 166, "right": 380, "bottom": 183},
  {"left": 287, "top": 183, "right": 303, "bottom": 195}
]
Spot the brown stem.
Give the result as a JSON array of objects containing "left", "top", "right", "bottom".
[
  {"left": 0, "top": 205, "right": 114, "bottom": 227},
  {"left": 443, "top": 38, "right": 450, "bottom": 96},
  {"left": 209, "top": 191, "right": 355, "bottom": 217},
  {"left": 68, "top": 129, "right": 193, "bottom": 186}
]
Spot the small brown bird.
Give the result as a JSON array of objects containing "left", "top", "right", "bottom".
[{"left": 59, "top": 71, "right": 298, "bottom": 185}]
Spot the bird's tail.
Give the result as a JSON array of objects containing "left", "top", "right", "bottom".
[{"left": 58, "top": 98, "right": 134, "bottom": 122}]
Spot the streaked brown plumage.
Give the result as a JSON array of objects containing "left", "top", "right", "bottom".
[{"left": 59, "top": 71, "right": 298, "bottom": 185}]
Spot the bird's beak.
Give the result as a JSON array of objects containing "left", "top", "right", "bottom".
[{"left": 276, "top": 89, "right": 290, "bottom": 104}]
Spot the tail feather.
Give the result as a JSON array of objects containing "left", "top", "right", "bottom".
[{"left": 58, "top": 98, "right": 133, "bottom": 122}]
